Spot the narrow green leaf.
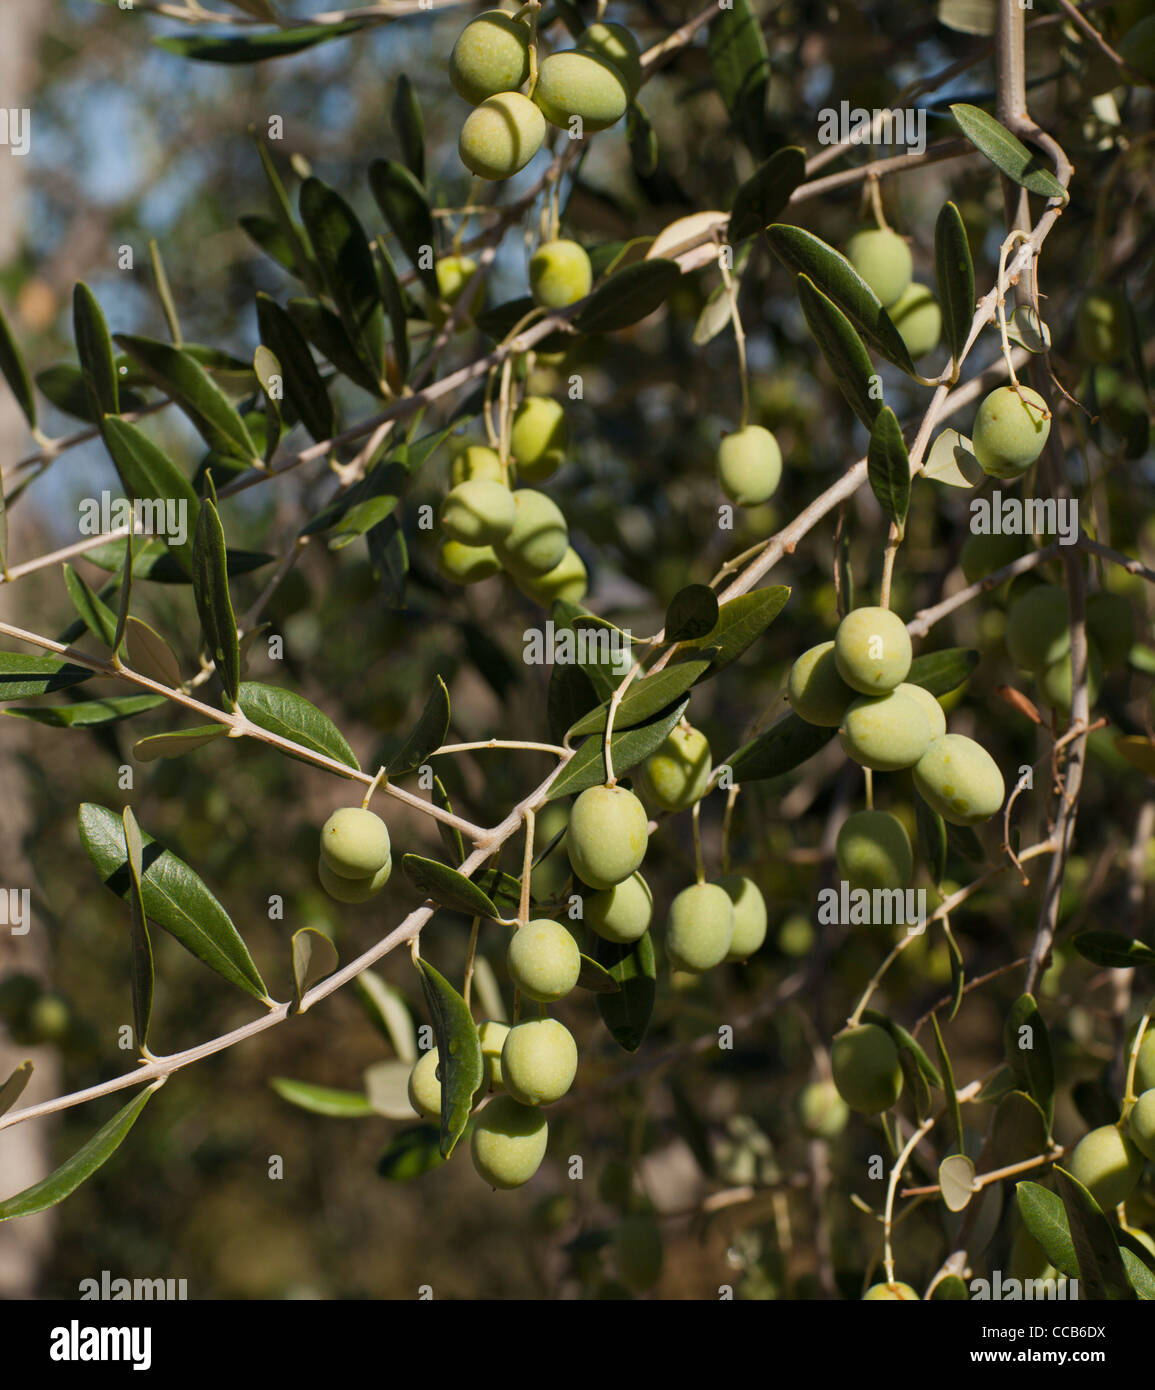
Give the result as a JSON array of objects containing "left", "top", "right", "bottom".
[
  {"left": 796, "top": 274, "right": 882, "bottom": 430},
  {"left": 401, "top": 854, "right": 499, "bottom": 921},
  {"left": 239, "top": 214, "right": 301, "bottom": 279},
  {"left": 35, "top": 364, "right": 144, "bottom": 425},
  {"left": 867, "top": 406, "right": 911, "bottom": 532},
  {"left": 933, "top": 1012, "right": 965, "bottom": 1156},
  {"left": 387, "top": 677, "right": 450, "bottom": 776},
  {"left": 192, "top": 496, "right": 241, "bottom": 706},
  {"left": 377, "top": 1124, "right": 450, "bottom": 1180},
  {"left": 729, "top": 148, "right": 806, "bottom": 242},
  {"left": 392, "top": 75, "right": 425, "bottom": 185},
  {"left": 863, "top": 1010, "right": 943, "bottom": 1089},
  {"left": 73, "top": 283, "right": 119, "bottom": 417},
  {"left": 253, "top": 344, "right": 283, "bottom": 465},
  {"left": 0, "top": 1085, "right": 157, "bottom": 1221},
  {"left": 1052, "top": 1166, "right": 1137, "bottom": 1300},
  {"left": 301, "top": 458, "right": 408, "bottom": 548},
  {"left": 626, "top": 100, "right": 658, "bottom": 177},
  {"left": 154, "top": 19, "right": 367, "bottom": 63},
  {"left": 122, "top": 806, "right": 155, "bottom": 1051},
  {"left": 930, "top": 1274, "right": 970, "bottom": 1300},
  {"left": 0, "top": 652, "right": 93, "bottom": 701},
  {"left": 915, "top": 790, "right": 948, "bottom": 886},
  {"left": 574, "top": 259, "right": 681, "bottom": 334},
  {"left": 355, "top": 971, "right": 417, "bottom": 1063},
  {"left": 1016, "top": 1181, "right": 1080, "bottom": 1279},
  {"left": 545, "top": 698, "right": 689, "bottom": 800},
  {"left": 944, "top": 922, "right": 965, "bottom": 1021},
  {"left": 577, "top": 953, "right": 621, "bottom": 994},
  {"left": 81, "top": 537, "right": 272, "bottom": 585},
  {"left": 1072, "top": 932, "right": 1155, "bottom": 969},
  {"left": 99, "top": 417, "right": 201, "bottom": 576},
  {"left": 300, "top": 179, "right": 385, "bottom": 392},
  {"left": 984, "top": 1090, "right": 1048, "bottom": 1170},
  {"left": 547, "top": 602, "right": 629, "bottom": 701},
  {"left": 934, "top": 201, "right": 975, "bottom": 363},
  {"left": 254, "top": 140, "right": 322, "bottom": 294},
  {"left": 0, "top": 299, "right": 35, "bottom": 429},
  {"left": 78, "top": 802, "right": 268, "bottom": 1001},
  {"left": 374, "top": 241, "right": 410, "bottom": 384},
  {"left": 950, "top": 103, "right": 1067, "bottom": 201},
  {"left": 548, "top": 662, "right": 599, "bottom": 746},
  {"left": 290, "top": 926, "right": 338, "bottom": 1013},
  {"left": 665, "top": 584, "right": 719, "bottom": 643},
  {"left": 672, "top": 586, "right": 790, "bottom": 679},
  {"left": 363, "top": 1059, "right": 421, "bottom": 1118},
  {"left": 432, "top": 776, "right": 465, "bottom": 867},
  {"left": 287, "top": 296, "right": 382, "bottom": 397},
  {"left": 63, "top": 565, "right": 118, "bottom": 647},
  {"left": 113, "top": 527, "right": 133, "bottom": 655},
  {"left": 3, "top": 695, "right": 164, "bottom": 728},
  {"left": 1003, "top": 993, "right": 1054, "bottom": 1133},
  {"left": 1121, "top": 1246, "right": 1155, "bottom": 1300},
  {"left": 415, "top": 959, "right": 483, "bottom": 1158},
  {"left": 473, "top": 868, "right": 531, "bottom": 916},
  {"left": 124, "top": 616, "right": 183, "bottom": 690},
  {"left": 0, "top": 1062, "right": 33, "bottom": 1119},
  {"left": 115, "top": 334, "right": 257, "bottom": 463},
  {"left": 707, "top": 0, "right": 770, "bottom": 157},
  {"left": 271, "top": 1077, "right": 373, "bottom": 1118},
  {"left": 368, "top": 159, "right": 437, "bottom": 298},
  {"left": 596, "top": 931, "right": 656, "bottom": 1052},
  {"left": 724, "top": 712, "right": 836, "bottom": 783},
  {"left": 237, "top": 680, "right": 359, "bottom": 770},
  {"left": 765, "top": 225, "right": 915, "bottom": 373},
  {"left": 906, "top": 647, "right": 980, "bottom": 696},
  {"left": 566, "top": 661, "right": 711, "bottom": 738}
]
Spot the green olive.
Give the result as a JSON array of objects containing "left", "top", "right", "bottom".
[
  {"left": 835, "top": 809, "right": 914, "bottom": 891},
  {"left": 477, "top": 1019, "right": 510, "bottom": 1092},
  {"left": 972, "top": 386, "right": 1052, "bottom": 480},
  {"left": 716, "top": 426, "right": 782, "bottom": 507},
  {"left": 500, "top": 1018, "right": 578, "bottom": 1105},
  {"left": 511, "top": 395, "right": 568, "bottom": 482},
  {"left": 495, "top": 488, "right": 569, "bottom": 576},
  {"left": 408, "top": 1047, "right": 442, "bottom": 1119},
  {"left": 1128, "top": 1089, "right": 1155, "bottom": 1162},
  {"left": 471, "top": 1095, "right": 549, "bottom": 1189},
  {"left": 787, "top": 641, "right": 856, "bottom": 727},
  {"left": 1067, "top": 1124, "right": 1145, "bottom": 1210},
  {"left": 533, "top": 51, "right": 629, "bottom": 133},
  {"left": 317, "top": 855, "right": 392, "bottom": 903},
  {"left": 459, "top": 91, "right": 546, "bottom": 181},
  {"left": 1086, "top": 590, "right": 1135, "bottom": 668},
  {"left": 1076, "top": 288, "right": 1130, "bottom": 364},
  {"left": 863, "top": 1281, "right": 920, "bottom": 1300},
  {"left": 845, "top": 228, "right": 913, "bottom": 308},
  {"left": 576, "top": 22, "right": 643, "bottom": 99},
  {"left": 1005, "top": 584, "right": 1070, "bottom": 672},
  {"left": 831, "top": 1023, "right": 903, "bottom": 1114},
  {"left": 529, "top": 238, "right": 593, "bottom": 309},
  {"left": 834, "top": 606, "right": 912, "bottom": 695},
  {"left": 451, "top": 443, "right": 505, "bottom": 486},
  {"left": 567, "top": 784, "right": 649, "bottom": 890},
  {"left": 799, "top": 1079, "right": 850, "bottom": 1139},
  {"left": 714, "top": 874, "right": 768, "bottom": 961},
  {"left": 666, "top": 882, "right": 735, "bottom": 973},
  {"left": 437, "top": 539, "right": 503, "bottom": 585},
  {"left": 643, "top": 724, "right": 712, "bottom": 812},
  {"left": 584, "top": 871, "right": 653, "bottom": 944},
  {"left": 613, "top": 1213, "right": 663, "bottom": 1292},
  {"left": 514, "top": 546, "right": 588, "bottom": 606},
  {"left": 840, "top": 689, "right": 934, "bottom": 772},
  {"left": 440, "top": 478, "right": 517, "bottom": 546},
  {"left": 449, "top": 10, "right": 533, "bottom": 105},
  {"left": 888, "top": 282, "right": 941, "bottom": 359},
  {"left": 320, "top": 807, "right": 391, "bottom": 878},
  {"left": 912, "top": 733, "right": 1005, "bottom": 827},
  {"left": 507, "top": 919, "right": 581, "bottom": 1003}
]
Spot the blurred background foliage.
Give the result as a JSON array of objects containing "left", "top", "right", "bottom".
[{"left": 0, "top": 0, "right": 1153, "bottom": 1299}]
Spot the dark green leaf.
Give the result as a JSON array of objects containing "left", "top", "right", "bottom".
[
  {"left": 154, "top": 19, "right": 367, "bottom": 63},
  {"left": 288, "top": 297, "right": 382, "bottom": 394},
  {"left": 432, "top": 776, "right": 465, "bottom": 867},
  {"left": 367, "top": 512, "right": 408, "bottom": 607},
  {"left": 290, "top": 926, "right": 338, "bottom": 1013},
  {"left": 63, "top": 565, "right": 118, "bottom": 647},
  {"left": 665, "top": 584, "right": 719, "bottom": 643},
  {"left": 932, "top": 1012, "right": 964, "bottom": 1154},
  {"left": 116, "top": 334, "right": 257, "bottom": 463},
  {"left": 946, "top": 820, "right": 985, "bottom": 863},
  {"left": 1071, "top": 932, "right": 1155, "bottom": 969},
  {"left": 707, "top": 0, "right": 770, "bottom": 157},
  {"left": 271, "top": 1078, "right": 373, "bottom": 1117},
  {"left": 577, "top": 953, "right": 621, "bottom": 994},
  {"left": 416, "top": 958, "right": 483, "bottom": 1158},
  {"left": 765, "top": 225, "right": 915, "bottom": 373},
  {"left": 950, "top": 104, "right": 1067, "bottom": 201},
  {"left": 1052, "top": 1166, "right": 1136, "bottom": 1300},
  {"left": 796, "top": 274, "right": 882, "bottom": 430},
  {"left": 1003, "top": 993, "right": 1054, "bottom": 1132},
  {"left": 545, "top": 697, "right": 688, "bottom": 800},
  {"left": 99, "top": 417, "right": 201, "bottom": 575},
  {"left": 0, "top": 1086, "right": 156, "bottom": 1221},
  {"left": 915, "top": 790, "right": 947, "bottom": 885},
  {"left": 237, "top": 681, "right": 359, "bottom": 770},
  {"left": 547, "top": 601, "right": 630, "bottom": 701},
  {"left": 78, "top": 802, "right": 268, "bottom": 1001},
  {"left": 975, "top": 1063, "right": 1018, "bottom": 1105},
  {"left": 473, "top": 868, "right": 531, "bottom": 915},
  {"left": 3, "top": 695, "right": 164, "bottom": 728},
  {"left": 387, "top": 677, "right": 450, "bottom": 776},
  {"left": 725, "top": 712, "right": 836, "bottom": 783},
  {"left": 255, "top": 293, "right": 334, "bottom": 443},
  {"left": 122, "top": 806, "right": 154, "bottom": 1051},
  {"left": 729, "top": 148, "right": 806, "bottom": 242},
  {"left": 934, "top": 201, "right": 975, "bottom": 363},
  {"left": 626, "top": 101, "right": 658, "bottom": 177},
  {"left": 239, "top": 214, "right": 302, "bottom": 279},
  {"left": 133, "top": 726, "right": 229, "bottom": 761},
  {"left": 377, "top": 1124, "right": 450, "bottom": 1180},
  {"left": 1016, "top": 1181, "right": 1080, "bottom": 1279},
  {"left": 192, "top": 496, "right": 240, "bottom": 706},
  {"left": 475, "top": 296, "right": 568, "bottom": 354},
  {"left": 906, "top": 647, "right": 980, "bottom": 696},
  {"left": 369, "top": 159, "right": 438, "bottom": 298},
  {"left": 0, "top": 652, "right": 93, "bottom": 701},
  {"left": 299, "top": 180, "right": 385, "bottom": 394},
  {"left": 574, "top": 259, "right": 681, "bottom": 334},
  {"left": 867, "top": 407, "right": 911, "bottom": 532},
  {"left": 34, "top": 365, "right": 146, "bottom": 425},
  {"left": 401, "top": 855, "right": 499, "bottom": 921},
  {"left": 899, "top": 1045, "right": 932, "bottom": 1120},
  {"left": 113, "top": 526, "right": 133, "bottom": 655},
  {"left": 81, "top": 537, "right": 273, "bottom": 584},
  {"left": 301, "top": 459, "right": 409, "bottom": 548},
  {"left": 566, "top": 661, "right": 711, "bottom": 738},
  {"left": 596, "top": 930, "right": 656, "bottom": 1052},
  {"left": 375, "top": 241, "right": 410, "bottom": 384},
  {"left": 392, "top": 75, "right": 425, "bottom": 185},
  {"left": 672, "top": 586, "right": 790, "bottom": 679},
  {"left": 0, "top": 299, "right": 35, "bottom": 429},
  {"left": 73, "top": 283, "right": 120, "bottom": 417},
  {"left": 548, "top": 662, "right": 599, "bottom": 746}
]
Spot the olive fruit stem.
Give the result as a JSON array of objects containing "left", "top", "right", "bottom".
[
  {"left": 720, "top": 784, "right": 739, "bottom": 876},
  {"left": 866, "top": 176, "right": 889, "bottom": 233},
  {"left": 462, "top": 914, "right": 482, "bottom": 1011},
  {"left": 436, "top": 739, "right": 569, "bottom": 757},
  {"left": 362, "top": 765, "right": 389, "bottom": 810},
  {"left": 863, "top": 768, "right": 874, "bottom": 811},
  {"left": 994, "top": 230, "right": 1033, "bottom": 391},
  {"left": 692, "top": 801, "right": 705, "bottom": 884},
  {"left": 1124, "top": 1011, "right": 1152, "bottom": 1106},
  {"left": 878, "top": 523, "right": 900, "bottom": 610},
  {"left": 519, "top": 808, "right": 536, "bottom": 925},
  {"left": 602, "top": 658, "right": 644, "bottom": 786},
  {"left": 498, "top": 353, "right": 515, "bottom": 468},
  {"left": 882, "top": 1114, "right": 935, "bottom": 1286}
]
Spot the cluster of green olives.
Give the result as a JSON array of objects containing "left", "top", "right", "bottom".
[
  {"left": 435, "top": 434, "right": 588, "bottom": 606},
  {"left": 451, "top": 10, "right": 642, "bottom": 181},
  {"left": 787, "top": 606, "right": 1006, "bottom": 889},
  {"left": 1004, "top": 582, "right": 1133, "bottom": 714},
  {"left": 845, "top": 226, "right": 941, "bottom": 361},
  {"left": 317, "top": 806, "right": 392, "bottom": 902}
]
